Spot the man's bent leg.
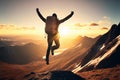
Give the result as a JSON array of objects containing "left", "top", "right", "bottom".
[{"left": 51, "top": 39, "right": 60, "bottom": 55}]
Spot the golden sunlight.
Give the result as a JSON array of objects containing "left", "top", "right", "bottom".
[{"left": 59, "top": 27, "right": 70, "bottom": 36}]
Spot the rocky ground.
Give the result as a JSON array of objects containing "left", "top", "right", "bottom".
[{"left": 79, "top": 65, "right": 120, "bottom": 80}]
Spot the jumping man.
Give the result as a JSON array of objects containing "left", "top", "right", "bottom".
[{"left": 36, "top": 8, "right": 74, "bottom": 64}]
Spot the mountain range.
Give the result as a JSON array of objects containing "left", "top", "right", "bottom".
[
  {"left": 0, "top": 23, "right": 120, "bottom": 80},
  {"left": 0, "top": 42, "right": 46, "bottom": 64}
]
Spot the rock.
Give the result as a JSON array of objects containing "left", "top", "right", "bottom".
[{"left": 24, "top": 71, "right": 85, "bottom": 80}]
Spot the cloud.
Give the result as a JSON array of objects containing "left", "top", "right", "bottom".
[
  {"left": 101, "top": 27, "right": 109, "bottom": 30},
  {"left": 0, "top": 24, "right": 36, "bottom": 30},
  {"left": 90, "top": 23, "right": 99, "bottom": 26},
  {"left": 89, "top": 16, "right": 111, "bottom": 30},
  {"left": 103, "top": 16, "right": 110, "bottom": 19},
  {"left": 98, "top": 16, "right": 112, "bottom": 27},
  {"left": 74, "top": 23, "right": 87, "bottom": 27},
  {"left": 73, "top": 16, "right": 111, "bottom": 33}
]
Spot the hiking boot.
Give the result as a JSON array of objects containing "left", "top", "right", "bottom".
[
  {"left": 45, "top": 58, "right": 49, "bottom": 65},
  {"left": 51, "top": 49, "right": 54, "bottom": 55},
  {"left": 46, "top": 60, "right": 49, "bottom": 65}
]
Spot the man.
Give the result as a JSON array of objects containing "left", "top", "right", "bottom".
[{"left": 36, "top": 8, "right": 74, "bottom": 64}]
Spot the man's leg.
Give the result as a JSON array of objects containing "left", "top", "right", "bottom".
[
  {"left": 46, "top": 35, "right": 53, "bottom": 65},
  {"left": 51, "top": 38, "right": 60, "bottom": 55}
]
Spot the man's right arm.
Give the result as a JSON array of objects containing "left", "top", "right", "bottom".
[{"left": 36, "top": 8, "right": 46, "bottom": 22}]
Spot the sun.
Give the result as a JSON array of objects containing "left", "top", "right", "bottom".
[{"left": 59, "top": 27, "right": 70, "bottom": 36}]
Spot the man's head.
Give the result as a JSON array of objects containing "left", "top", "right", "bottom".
[{"left": 52, "top": 13, "right": 57, "bottom": 18}]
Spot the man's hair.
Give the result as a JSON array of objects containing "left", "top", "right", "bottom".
[{"left": 52, "top": 13, "right": 57, "bottom": 18}]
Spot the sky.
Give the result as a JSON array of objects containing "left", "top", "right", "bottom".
[{"left": 0, "top": 0, "right": 120, "bottom": 38}]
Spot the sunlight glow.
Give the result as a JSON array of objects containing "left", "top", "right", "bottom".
[
  {"left": 59, "top": 27, "right": 70, "bottom": 36},
  {"left": 0, "top": 24, "right": 109, "bottom": 39}
]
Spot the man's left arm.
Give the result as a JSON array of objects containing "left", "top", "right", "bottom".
[{"left": 59, "top": 11, "right": 74, "bottom": 24}]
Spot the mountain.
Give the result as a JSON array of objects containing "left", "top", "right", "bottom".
[
  {"left": 1, "top": 22, "right": 120, "bottom": 80},
  {"left": 0, "top": 42, "right": 46, "bottom": 64},
  {"left": 72, "top": 36, "right": 100, "bottom": 48},
  {"left": 0, "top": 36, "right": 98, "bottom": 80},
  {"left": 29, "top": 36, "right": 99, "bottom": 72},
  {"left": 73, "top": 23, "right": 120, "bottom": 72}
]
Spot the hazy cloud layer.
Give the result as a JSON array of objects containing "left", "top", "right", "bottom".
[
  {"left": 74, "top": 23, "right": 87, "bottom": 27},
  {"left": 98, "top": 16, "right": 112, "bottom": 27},
  {"left": 0, "top": 24, "right": 36, "bottom": 30},
  {"left": 74, "top": 16, "right": 111, "bottom": 30}
]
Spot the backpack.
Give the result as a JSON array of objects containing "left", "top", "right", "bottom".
[{"left": 45, "top": 16, "right": 58, "bottom": 34}]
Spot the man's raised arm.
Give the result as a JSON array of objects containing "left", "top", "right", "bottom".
[
  {"left": 36, "top": 8, "right": 46, "bottom": 22},
  {"left": 59, "top": 11, "right": 74, "bottom": 24}
]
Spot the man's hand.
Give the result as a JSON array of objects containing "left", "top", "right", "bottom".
[
  {"left": 71, "top": 11, "right": 74, "bottom": 15},
  {"left": 36, "top": 8, "right": 46, "bottom": 22},
  {"left": 36, "top": 8, "right": 39, "bottom": 12}
]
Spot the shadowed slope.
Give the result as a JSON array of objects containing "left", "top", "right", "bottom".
[{"left": 24, "top": 71, "right": 85, "bottom": 80}]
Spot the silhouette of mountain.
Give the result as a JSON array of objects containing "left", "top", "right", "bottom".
[
  {"left": 74, "top": 36, "right": 100, "bottom": 48},
  {"left": 0, "top": 42, "right": 45, "bottom": 64},
  {"left": 73, "top": 23, "right": 120, "bottom": 72}
]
